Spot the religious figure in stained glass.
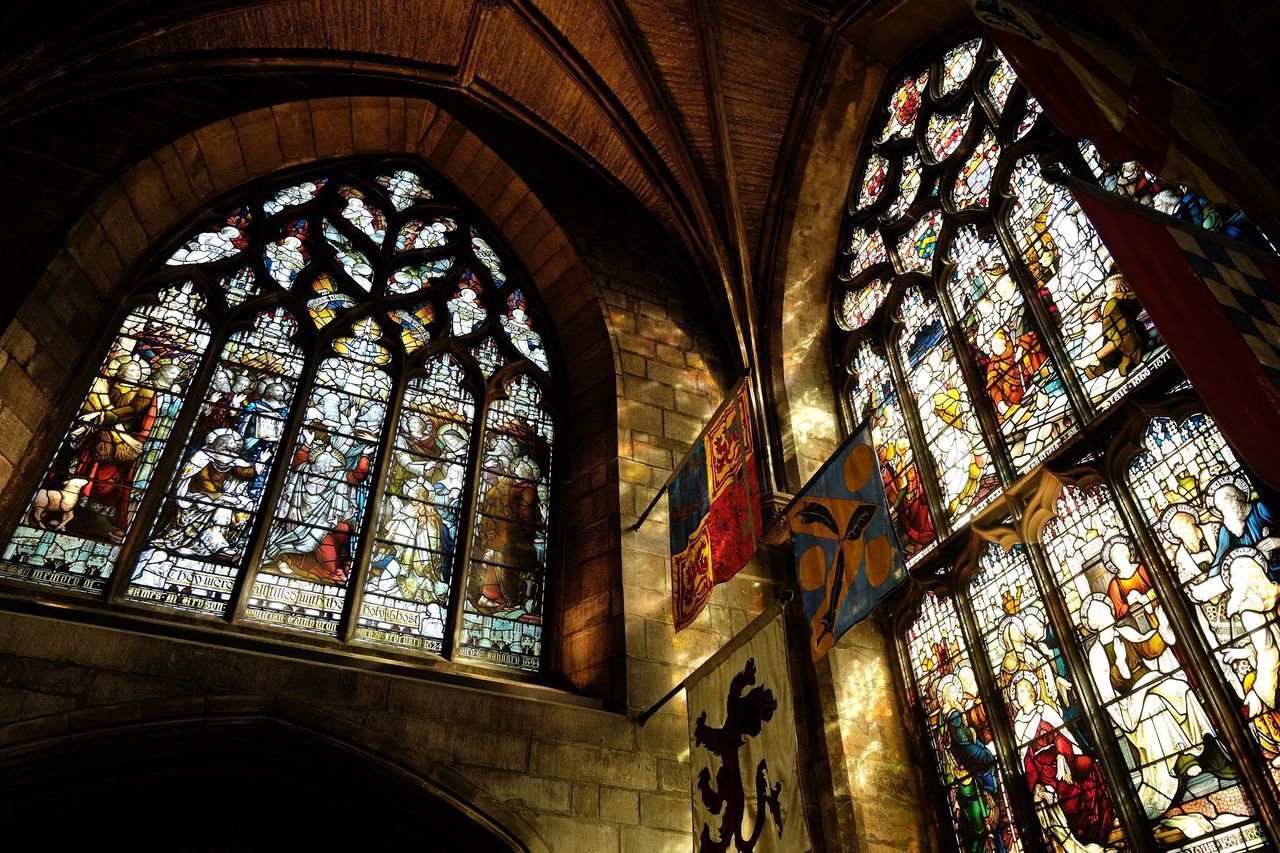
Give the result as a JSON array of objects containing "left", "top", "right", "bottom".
[
  {"left": 1129, "top": 414, "right": 1280, "bottom": 785},
  {"left": 897, "top": 287, "right": 997, "bottom": 525},
  {"left": 907, "top": 591, "right": 1023, "bottom": 853}
]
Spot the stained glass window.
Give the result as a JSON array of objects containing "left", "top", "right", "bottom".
[
  {"left": 968, "top": 542, "right": 1125, "bottom": 850},
  {"left": 850, "top": 33, "right": 1280, "bottom": 852},
  {"left": 1041, "top": 484, "right": 1265, "bottom": 847},
  {"left": 1128, "top": 414, "right": 1280, "bottom": 795},
  {"left": 896, "top": 286, "right": 998, "bottom": 526},
  {"left": 0, "top": 159, "right": 559, "bottom": 674},
  {"left": 906, "top": 590, "right": 1025, "bottom": 853}
]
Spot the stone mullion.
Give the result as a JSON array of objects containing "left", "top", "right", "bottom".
[
  {"left": 1106, "top": 474, "right": 1280, "bottom": 847},
  {"left": 337, "top": 355, "right": 409, "bottom": 643},
  {"left": 1017, "top": 529, "right": 1160, "bottom": 852},
  {"left": 442, "top": 377, "right": 492, "bottom": 661},
  {"left": 952, "top": 582, "right": 1051, "bottom": 853},
  {"left": 886, "top": 331, "right": 951, "bottom": 540},
  {"left": 226, "top": 342, "right": 324, "bottom": 624}
]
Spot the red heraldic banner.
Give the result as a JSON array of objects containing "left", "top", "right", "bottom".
[
  {"left": 668, "top": 381, "right": 762, "bottom": 631},
  {"left": 972, "top": 0, "right": 1264, "bottom": 219},
  {"left": 1073, "top": 186, "right": 1280, "bottom": 488}
]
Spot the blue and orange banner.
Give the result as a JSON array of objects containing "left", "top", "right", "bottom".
[
  {"left": 668, "top": 381, "right": 761, "bottom": 631},
  {"left": 787, "top": 422, "right": 906, "bottom": 660}
]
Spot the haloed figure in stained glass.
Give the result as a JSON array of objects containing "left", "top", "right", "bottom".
[
  {"left": 1010, "top": 672, "right": 1115, "bottom": 849},
  {"left": 936, "top": 671, "right": 1010, "bottom": 853}
]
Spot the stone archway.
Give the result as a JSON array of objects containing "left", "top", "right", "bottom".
[{"left": 0, "top": 696, "right": 549, "bottom": 851}]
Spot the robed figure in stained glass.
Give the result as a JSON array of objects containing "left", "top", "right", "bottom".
[
  {"left": 935, "top": 673, "right": 1007, "bottom": 853},
  {"left": 1010, "top": 672, "right": 1115, "bottom": 849}
]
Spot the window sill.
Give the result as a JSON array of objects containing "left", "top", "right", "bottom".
[{"left": 0, "top": 580, "right": 605, "bottom": 712}]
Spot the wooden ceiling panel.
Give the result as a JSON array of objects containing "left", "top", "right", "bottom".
[
  {"left": 472, "top": 5, "right": 668, "bottom": 221},
  {"left": 123, "top": 0, "right": 475, "bottom": 67},
  {"left": 622, "top": 0, "right": 722, "bottom": 215},
  {"left": 710, "top": 0, "right": 817, "bottom": 262}
]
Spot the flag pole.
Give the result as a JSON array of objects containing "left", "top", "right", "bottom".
[
  {"left": 635, "top": 590, "right": 792, "bottom": 726},
  {"left": 629, "top": 376, "right": 747, "bottom": 532}
]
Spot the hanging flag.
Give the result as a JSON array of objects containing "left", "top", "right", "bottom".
[
  {"left": 971, "top": 0, "right": 1268, "bottom": 221},
  {"left": 1068, "top": 178, "right": 1280, "bottom": 488},
  {"left": 786, "top": 422, "right": 906, "bottom": 661},
  {"left": 668, "top": 380, "right": 762, "bottom": 631},
  {"left": 686, "top": 606, "right": 812, "bottom": 852}
]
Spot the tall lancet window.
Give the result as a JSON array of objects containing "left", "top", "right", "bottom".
[{"left": 0, "top": 160, "right": 559, "bottom": 674}]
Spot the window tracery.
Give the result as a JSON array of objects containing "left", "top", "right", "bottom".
[{"left": 0, "top": 159, "right": 558, "bottom": 674}]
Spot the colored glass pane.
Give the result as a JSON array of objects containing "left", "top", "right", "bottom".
[
  {"left": 338, "top": 186, "right": 388, "bottom": 245},
  {"left": 925, "top": 102, "right": 973, "bottom": 163},
  {"left": 969, "top": 542, "right": 1126, "bottom": 850},
  {"left": 1017, "top": 96, "right": 1043, "bottom": 140},
  {"left": 846, "top": 226, "right": 888, "bottom": 279},
  {"left": 127, "top": 308, "right": 304, "bottom": 614},
  {"left": 461, "top": 374, "right": 552, "bottom": 671},
  {"left": 857, "top": 151, "right": 891, "bottom": 210},
  {"left": 264, "top": 219, "right": 309, "bottom": 288},
  {"left": 166, "top": 208, "right": 251, "bottom": 265},
  {"left": 1, "top": 160, "right": 557, "bottom": 674},
  {"left": 885, "top": 153, "right": 923, "bottom": 222},
  {"left": 471, "top": 229, "right": 507, "bottom": 286},
  {"left": 1041, "top": 484, "right": 1264, "bottom": 847},
  {"left": 1006, "top": 155, "right": 1164, "bottom": 408},
  {"left": 897, "top": 286, "right": 998, "bottom": 525},
  {"left": 896, "top": 209, "right": 943, "bottom": 273},
  {"left": 323, "top": 218, "right": 374, "bottom": 291},
  {"left": 945, "top": 226, "right": 1075, "bottom": 472},
  {"left": 502, "top": 289, "right": 549, "bottom": 371},
  {"left": 2, "top": 283, "right": 211, "bottom": 592},
  {"left": 376, "top": 169, "right": 433, "bottom": 211},
  {"left": 449, "top": 270, "right": 487, "bottom": 336},
  {"left": 986, "top": 51, "right": 1016, "bottom": 114},
  {"left": 836, "top": 278, "right": 889, "bottom": 332},
  {"left": 849, "top": 341, "right": 936, "bottom": 560},
  {"left": 219, "top": 267, "right": 259, "bottom": 308},
  {"left": 306, "top": 273, "right": 357, "bottom": 329},
  {"left": 396, "top": 217, "right": 456, "bottom": 252},
  {"left": 952, "top": 129, "right": 999, "bottom": 210},
  {"left": 939, "top": 38, "right": 982, "bottom": 96},
  {"left": 263, "top": 178, "right": 326, "bottom": 215},
  {"left": 1129, "top": 413, "right": 1280, "bottom": 795},
  {"left": 878, "top": 70, "right": 928, "bottom": 142},
  {"left": 248, "top": 319, "right": 393, "bottom": 634},
  {"left": 389, "top": 258, "right": 454, "bottom": 294},
  {"left": 906, "top": 590, "right": 1025, "bottom": 853},
  {"left": 358, "top": 355, "right": 474, "bottom": 653}
]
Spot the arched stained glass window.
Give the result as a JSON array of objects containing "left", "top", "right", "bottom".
[
  {"left": 906, "top": 590, "right": 1025, "bottom": 853},
  {"left": 1040, "top": 484, "right": 1266, "bottom": 844},
  {"left": 968, "top": 541, "right": 1125, "bottom": 850},
  {"left": 1127, "top": 414, "right": 1280, "bottom": 793},
  {"left": 846, "top": 30, "right": 1280, "bottom": 853},
  {"left": 0, "top": 159, "right": 559, "bottom": 674}
]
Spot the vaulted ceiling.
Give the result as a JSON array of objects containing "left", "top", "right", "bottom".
[{"left": 1, "top": 0, "right": 1273, "bottom": 360}]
